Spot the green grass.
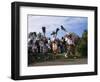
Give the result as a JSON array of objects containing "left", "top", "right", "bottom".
[{"left": 28, "top": 52, "right": 87, "bottom": 64}]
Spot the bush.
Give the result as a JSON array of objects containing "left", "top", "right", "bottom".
[{"left": 75, "top": 30, "right": 88, "bottom": 57}]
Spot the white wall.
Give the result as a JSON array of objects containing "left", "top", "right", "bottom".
[{"left": 0, "top": 0, "right": 99, "bottom": 82}]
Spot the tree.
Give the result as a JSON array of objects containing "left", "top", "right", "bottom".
[{"left": 75, "top": 30, "right": 88, "bottom": 57}]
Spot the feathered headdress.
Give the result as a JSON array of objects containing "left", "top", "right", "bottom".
[
  {"left": 42, "top": 26, "right": 46, "bottom": 36},
  {"left": 56, "top": 28, "right": 59, "bottom": 35},
  {"left": 61, "top": 25, "right": 67, "bottom": 32}
]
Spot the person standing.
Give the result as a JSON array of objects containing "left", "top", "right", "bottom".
[{"left": 64, "top": 34, "right": 75, "bottom": 58}]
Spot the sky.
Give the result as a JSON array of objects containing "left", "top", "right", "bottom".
[{"left": 28, "top": 15, "right": 88, "bottom": 38}]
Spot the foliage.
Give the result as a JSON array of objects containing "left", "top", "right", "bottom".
[{"left": 75, "top": 30, "right": 88, "bottom": 57}]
